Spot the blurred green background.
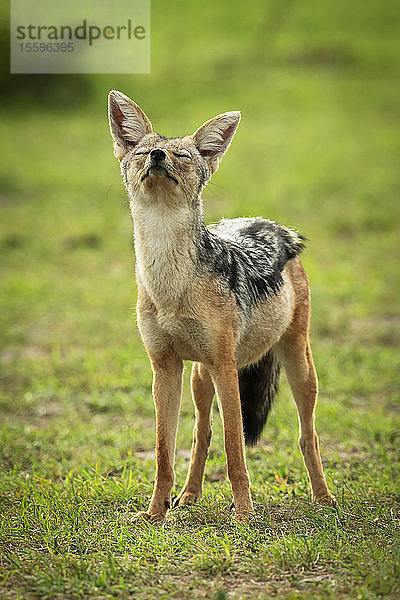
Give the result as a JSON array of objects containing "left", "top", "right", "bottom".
[{"left": 1, "top": 1, "right": 399, "bottom": 598}]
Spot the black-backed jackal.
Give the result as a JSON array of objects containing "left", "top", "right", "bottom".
[{"left": 108, "top": 91, "right": 335, "bottom": 522}]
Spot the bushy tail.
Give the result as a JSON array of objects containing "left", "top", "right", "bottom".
[{"left": 238, "top": 351, "right": 280, "bottom": 446}]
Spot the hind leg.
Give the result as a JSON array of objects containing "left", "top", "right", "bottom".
[
  {"left": 275, "top": 332, "right": 335, "bottom": 504},
  {"left": 174, "top": 362, "right": 215, "bottom": 506}
]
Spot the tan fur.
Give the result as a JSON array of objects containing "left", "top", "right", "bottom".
[
  {"left": 174, "top": 363, "right": 214, "bottom": 506},
  {"left": 107, "top": 93, "right": 334, "bottom": 522},
  {"left": 235, "top": 267, "right": 295, "bottom": 369},
  {"left": 274, "top": 258, "right": 333, "bottom": 503},
  {"left": 135, "top": 259, "right": 333, "bottom": 520}
]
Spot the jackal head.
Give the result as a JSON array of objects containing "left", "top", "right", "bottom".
[{"left": 108, "top": 91, "right": 241, "bottom": 207}]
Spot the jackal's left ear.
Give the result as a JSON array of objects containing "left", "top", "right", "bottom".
[
  {"left": 192, "top": 111, "right": 241, "bottom": 172},
  {"left": 108, "top": 90, "right": 153, "bottom": 161}
]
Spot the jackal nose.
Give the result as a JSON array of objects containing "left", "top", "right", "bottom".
[{"left": 150, "top": 148, "right": 166, "bottom": 163}]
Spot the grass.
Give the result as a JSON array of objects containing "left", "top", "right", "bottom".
[{"left": 1, "top": 0, "right": 399, "bottom": 597}]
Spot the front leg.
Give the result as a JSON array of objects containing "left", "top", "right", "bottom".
[
  {"left": 211, "top": 360, "right": 253, "bottom": 520},
  {"left": 134, "top": 352, "right": 183, "bottom": 523}
]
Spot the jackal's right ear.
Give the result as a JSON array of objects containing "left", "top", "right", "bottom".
[{"left": 108, "top": 91, "right": 153, "bottom": 161}]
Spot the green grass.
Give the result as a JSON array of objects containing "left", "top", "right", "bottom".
[{"left": 1, "top": 0, "right": 399, "bottom": 598}]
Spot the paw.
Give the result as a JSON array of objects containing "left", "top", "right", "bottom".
[
  {"left": 230, "top": 502, "right": 254, "bottom": 523},
  {"left": 232, "top": 509, "right": 254, "bottom": 523},
  {"left": 314, "top": 493, "right": 337, "bottom": 506},
  {"left": 131, "top": 510, "right": 165, "bottom": 524},
  {"left": 173, "top": 491, "right": 200, "bottom": 507}
]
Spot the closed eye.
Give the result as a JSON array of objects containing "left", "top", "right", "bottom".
[
  {"left": 135, "top": 150, "right": 150, "bottom": 156},
  {"left": 172, "top": 151, "right": 191, "bottom": 159}
]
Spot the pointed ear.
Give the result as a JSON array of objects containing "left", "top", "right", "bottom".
[
  {"left": 192, "top": 111, "right": 241, "bottom": 172},
  {"left": 108, "top": 90, "right": 153, "bottom": 161}
]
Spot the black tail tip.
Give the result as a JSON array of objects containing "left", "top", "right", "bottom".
[{"left": 239, "top": 351, "right": 281, "bottom": 446}]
